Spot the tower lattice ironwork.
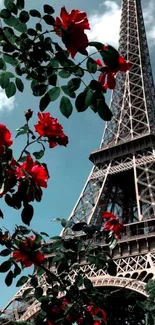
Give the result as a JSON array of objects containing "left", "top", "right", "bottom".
[{"left": 2, "top": 0, "right": 155, "bottom": 321}]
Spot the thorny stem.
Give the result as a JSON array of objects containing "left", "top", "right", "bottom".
[
  {"left": 78, "top": 49, "right": 103, "bottom": 66},
  {"left": 17, "top": 136, "right": 42, "bottom": 162},
  {"left": 33, "top": 29, "right": 55, "bottom": 41}
]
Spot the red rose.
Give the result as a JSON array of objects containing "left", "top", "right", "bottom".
[
  {"left": 77, "top": 304, "right": 106, "bottom": 325},
  {"left": 0, "top": 124, "right": 13, "bottom": 156},
  {"left": 102, "top": 46, "right": 132, "bottom": 73},
  {"left": 54, "top": 7, "right": 90, "bottom": 58},
  {"left": 96, "top": 53, "right": 131, "bottom": 90},
  {"left": 12, "top": 236, "right": 44, "bottom": 267},
  {"left": 102, "top": 212, "right": 125, "bottom": 239},
  {"left": 118, "top": 56, "right": 132, "bottom": 72},
  {"left": 87, "top": 305, "right": 107, "bottom": 324},
  {"left": 16, "top": 155, "right": 49, "bottom": 201},
  {"left": 34, "top": 113, "right": 68, "bottom": 149},
  {"left": 98, "top": 71, "right": 116, "bottom": 90},
  {"left": 16, "top": 155, "right": 49, "bottom": 188},
  {"left": 0, "top": 158, "right": 18, "bottom": 197}
]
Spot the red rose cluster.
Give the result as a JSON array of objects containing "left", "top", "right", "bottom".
[
  {"left": 96, "top": 47, "right": 132, "bottom": 90},
  {"left": 0, "top": 112, "right": 68, "bottom": 202},
  {"left": 54, "top": 7, "right": 90, "bottom": 58},
  {"left": 47, "top": 298, "right": 106, "bottom": 325},
  {"left": 13, "top": 236, "right": 44, "bottom": 267},
  {"left": 102, "top": 211, "right": 125, "bottom": 239},
  {"left": 34, "top": 112, "right": 68, "bottom": 148}
]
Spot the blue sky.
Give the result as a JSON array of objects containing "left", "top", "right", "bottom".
[{"left": 0, "top": 0, "right": 155, "bottom": 310}]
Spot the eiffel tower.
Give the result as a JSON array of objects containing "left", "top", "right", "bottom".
[{"left": 2, "top": 0, "right": 155, "bottom": 322}]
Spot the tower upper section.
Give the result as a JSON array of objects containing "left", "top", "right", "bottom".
[{"left": 101, "top": 0, "right": 155, "bottom": 149}]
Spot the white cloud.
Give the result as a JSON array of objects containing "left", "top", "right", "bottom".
[
  {"left": 87, "top": 1, "right": 121, "bottom": 49},
  {"left": 87, "top": 0, "right": 155, "bottom": 49},
  {"left": 143, "top": 0, "right": 155, "bottom": 44},
  {"left": 0, "top": 89, "right": 15, "bottom": 111}
]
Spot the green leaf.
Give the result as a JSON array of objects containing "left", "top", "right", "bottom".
[
  {"left": 107, "top": 259, "right": 117, "bottom": 276},
  {"left": 16, "top": 276, "right": 29, "bottom": 287},
  {"left": 36, "top": 23, "right": 42, "bottom": 32},
  {"left": 34, "top": 287, "right": 43, "bottom": 299},
  {"left": 74, "top": 66, "right": 84, "bottom": 77},
  {"left": 61, "top": 219, "right": 67, "bottom": 227},
  {"left": 21, "top": 204, "right": 34, "bottom": 226},
  {"left": 34, "top": 185, "right": 42, "bottom": 203},
  {"left": 43, "top": 15, "right": 55, "bottom": 25},
  {"left": 61, "top": 85, "right": 75, "bottom": 98},
  {"left": 39, "top": 93, "right": 51, "bottom": 111},
  {"left": 4, "top": 17, "right": 27, "bottom": 33},
  {"left": 75, "top": 88, "right": 93, "bottom": 112},
  {"left": 15, "top": 77, "right": 24, "bottom": 92},
  {"left": 0, "top": 58, "right": 6, "bottom": 70},
  {"left": 48, "top": 74, "right": 57, "bottom": 86},
  {"left": 101, "top": 45, "right": 119, "bottom": 71},
  {"left": 60, "top": 96, "right": 73, "bottom": 118},
  {"left": 87, "top": 57, "right": 97, "bottom": 73},
  {"left": 5, "top": 270, "right": 13, "bottom": 286},
  {"left": 30, "top": 276, "right": 38, "bottom": 288},
  {"left": 33, "top": 150, "right": 44, "bottom": 160},
  {"left": 48, "top": 86, "right": 60, "bottom": 102},
  {"left": 0, "top": 73, "right": 9, "bottom": 89},
  {"left": 5, "top": 193, "right": 13, "bottom": 207},
  {"left": 29, "top": 9, "right": 41, "bottom": 18},
  {"left": 59, "top": 70, "right": 71, "bottom": 78},
  {"left": 22, "top": 288, "right": 33, "bottom": 299},
  {"left": 0, "top": 260, "right": 12, "bottom": 273},
  {"left": 15, "top": 124, "right": 29, "bottom": 138},
  {"left": 89, "top": 80, "right": 103, "bottom": 91},
  {"left": 40, "top": 232, "right": 49, "bottom": 237},
  {"left": 52, "top": 253, "right": 64, "bottom": 263},
  {"left": 67, "top": 78, "right": 81, "bottom": 92},
  {"left": 3, "top": 71, "right": 14, "bottom": 78},
  {"left": 13, "top": 263, "right": 21, "bottom": 277},
  {"left": 3, "top": 54, "right": 17, "bottom": 66},
  {"left": 34, "top": 233, "right": 42, "bottom": 244},
  {"left": 27, "top": 28, "right": 37, "bottom": 36},
  {"left": 97, "top": 98, "right": 113, "bottom": 121},
  {"left": 43, "top": 5, "right": 54, "bottom": 14},
  {"left": 3, "top": 27, "right": 16, "bottom": 45},
  {"left": 33, "top": 84, "right": 47, "bottom": 97},
  {"left": 5, "top": 81, "right": 16, "bottom": 98},
  {"left": 0, "top": 249, "right": 11, "bottom": 256},
  {"left": 19, "top": 10, "right": 29, "bottom": 23},
  {"left": 0, "top": 209, "right": 3, "bottom": 219},
  {"left": 36, "top": 266, "right": 44, "bottom": 276},
  {"left": 88, "top": 41, "right": 104, "bottom": 50},
  {"left": 0, "top": 9, "right": 11, "bottom": 19},
  {"left": 84, "top": 278, "right": 94, "bottom": 291},
  {"left": 4, "top": 0, "right": 17, "bottom": 14},
  {"left": 16, "top": 0, "right": 25, "bottom": 10}
]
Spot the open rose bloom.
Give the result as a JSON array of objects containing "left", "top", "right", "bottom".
[
  {"left": 46, "top": 298, "right": 106, "bottom": 325},
  {"left": 102, "top": 212, "right": 125, "bottom": 239},
  {"left": 54, "top": 7, "right": 90, "bottom": 57},
  {"left": 96, "top": 49, "right": 132, "bottom": 90},
  {"left": 13, "top": 236, "right": 44, "bottom": 267},
  {"left": 35, "top": 112, "right": 68, "bottom": 148}
]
